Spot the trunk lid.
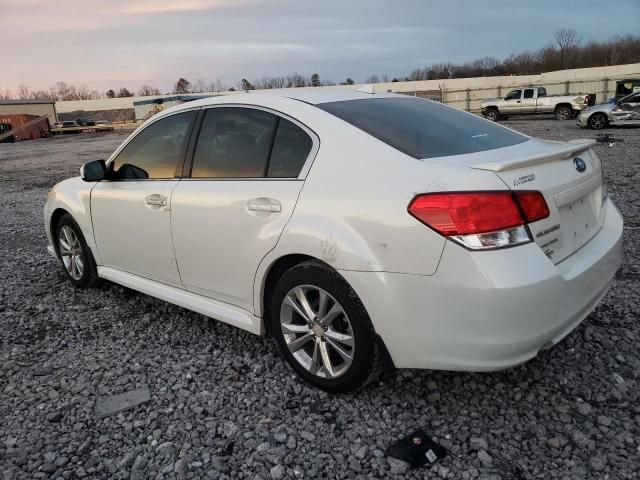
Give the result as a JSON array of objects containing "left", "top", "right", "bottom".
[{"left": 472, "top": 138, "right": 606, "bottom": 263}]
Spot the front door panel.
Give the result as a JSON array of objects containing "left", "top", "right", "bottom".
[{"left": 91, "top": 180, "right": 181, "bottom": 286}]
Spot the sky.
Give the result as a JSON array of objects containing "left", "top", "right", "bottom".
[{"left": 2, "top": 0, "right": 638, "bottom": 94}]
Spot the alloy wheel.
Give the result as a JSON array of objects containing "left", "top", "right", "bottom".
[
  {"left": 58, "top": 225, "right": 84, "bottom": 280},
  {"left": 589, "top": 114, "right": 607, "bottom": 130},
  {"left": 280, "top": 285, "right": 355, "bottom": 379}
]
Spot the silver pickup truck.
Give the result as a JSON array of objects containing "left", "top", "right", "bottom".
[{"left": 481, "top": 86, "right": 594, "bottom": 121}]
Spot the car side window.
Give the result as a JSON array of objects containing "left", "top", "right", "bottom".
[
  {"left": 267, "top": 118, "right": 313, "bottom": 178},
  {"left": 523, "top": 89, "right": 535, "bottom": 99},
  {"left": 192, "top": 108, "right": 277, "bottom": 178},
  {"left": 537, "top": 87, "right": 547, "bottom": 97},
  {"left": 112, "top": 111, "right": 196, "bottom": 180},
  {"left": 505, "top": 90, "right": 521, "bottom": 101}
]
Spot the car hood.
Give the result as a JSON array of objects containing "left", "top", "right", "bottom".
[{"left": 581, "top": 103, "right": 614, "bottom": 115}]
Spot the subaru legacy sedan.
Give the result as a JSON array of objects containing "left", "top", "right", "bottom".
[{"left": 44, "top": 89, "right": 623, "bottom": 392}]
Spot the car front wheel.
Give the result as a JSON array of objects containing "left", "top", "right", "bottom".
[
  {"left": 588, "top": 112, "right": 608, "bottom": 130},
  {"left": 55, "top": 214, "right": 100, "bottom": 288},
  {"left": 270, "top": 261, "right": 381, "bottom": 393},
  {"left": 485, "top": 109, "right": 499, "bottom": 122}
]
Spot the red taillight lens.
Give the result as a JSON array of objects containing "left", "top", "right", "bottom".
[
  {"left": 408, "top": 190, "right": 549, "bottom": 243},
  {"left": 408, "top": 192, "right": 525, "bottom": 236},
  {"left": 515, "top": 191, "right": 549, "bottom": 223}
]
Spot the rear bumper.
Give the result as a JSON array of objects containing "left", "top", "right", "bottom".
[{"left": 340, "top": 199, "right": 623, "bottom": 370}]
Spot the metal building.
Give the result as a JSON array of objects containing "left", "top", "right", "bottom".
[
  {"left": 133, "top": 95, "right": 215, "bottom": 121},
  {"left": 0, "top": 99, "right": 58, "bottom": 125}
]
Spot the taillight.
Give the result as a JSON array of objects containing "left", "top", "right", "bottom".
[{"left": 408, "top": 191, "right": 549, "bottom": 250}]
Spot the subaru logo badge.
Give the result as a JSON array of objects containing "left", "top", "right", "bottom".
[{"left": 574, "top": 157, "right": 587, "bottom": 173}]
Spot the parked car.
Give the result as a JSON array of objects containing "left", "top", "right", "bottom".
[
  {"left": 95, "top": 120, "right": 115, "bottom": 132},
  {"left": 481, "top": 86, "right": 594, "bottom": 121},
  {"left": 44, "top": 90, "right": 623, "bottom": 392},
  {"left": 55, "top": 121, "right": 82, "bottom": 135},
  {"left": 577, "top": 92, "right": 640, "bottom": 129},
  {"left": 76, "top": 118, "right": 96, "bottom": 127}
]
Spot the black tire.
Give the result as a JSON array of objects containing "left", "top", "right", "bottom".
[
  {"left": 270, "top": 261, "right": 380, "bottom": 393},
  {"left": 485, "top": 109, "right": 500, "bottom": 122},
  {"left": 555, "top": 105, "right": 573, "bottom": 120},
  {"left": 588, "top": 112, "right": 608, "bottom": 130},
  {"left": 55, "top": 214, "right": 100, "bottom": 288}
]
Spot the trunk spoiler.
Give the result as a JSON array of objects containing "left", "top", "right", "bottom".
[{"left": 472, "top": 139, "right": 596, "bottom": 172}]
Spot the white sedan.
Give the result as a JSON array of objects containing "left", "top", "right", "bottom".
[{"left": 44, "top": 89, "right": 623, "bottom": 392}]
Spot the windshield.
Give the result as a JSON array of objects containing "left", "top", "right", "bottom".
[{"left": 317, "top": 97, "right": 527, "bottom": 159}]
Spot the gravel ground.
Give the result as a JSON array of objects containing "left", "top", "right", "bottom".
[{"left": 0, "top": 119, "right": 638, "bottom": 480}]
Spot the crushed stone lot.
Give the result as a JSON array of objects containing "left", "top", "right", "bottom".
[{"left": 0, "top": 118, "right": 639, "bottom": 480}]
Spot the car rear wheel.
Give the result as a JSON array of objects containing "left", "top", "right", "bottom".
[
  {"left": 485, "top": 109, "right": 499, "bottom": 122},
  {"left": 555, "top": 105, "right": 573, "bottom": 120},
  {"left": 588, "top": 112, "right": 608, "bottom": 130},
  {"left": 56, "top": 214, "right": 100, "bottom": 288},
  {"left": 270, "top": 261, "right": 380, "bottom": 393}
]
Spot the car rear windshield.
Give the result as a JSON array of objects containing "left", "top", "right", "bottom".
[{"left": 317, "top": 97, "right": 527, "bottom": 159}]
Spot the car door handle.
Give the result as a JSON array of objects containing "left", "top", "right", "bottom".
[
  {"left": 145, "top": 194, "right": 167, "bottom": 207},
  {"left": 247, "top": 197, "right": 281, "bottom": 213}
]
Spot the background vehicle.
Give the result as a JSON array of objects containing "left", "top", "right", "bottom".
[
  {"left": 75, "top": 118, "right": 95, "bottom": 126},
  {"left": 577, "top": 91, "right": 640, "bottom": 129},
  {"left": 481, "top": 86, "right": 595, "bottom": 121},
  {"left": 44, "top": 91, "right": 622, "bottom": 392}
]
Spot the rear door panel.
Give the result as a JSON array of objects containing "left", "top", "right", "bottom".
[{"left": 171, "top": 180, "right": 303, "bottom": 312}]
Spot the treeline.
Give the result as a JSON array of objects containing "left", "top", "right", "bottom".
[
  {"left": 2, "top": 30, "right": 638, "bottom": 101},
  {"left": 405, "top": 31, "right": 640, "bottom": 81}
]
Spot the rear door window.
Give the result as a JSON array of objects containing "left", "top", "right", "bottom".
[
  {"left": 317, "top": 97, "right": 527, "bottom": 159},
  {"left": 267, "top": 118, "right": 313, "bottom": 178},
  {"left": 191, "top": 108, "right": 277, "bottom": 178}
]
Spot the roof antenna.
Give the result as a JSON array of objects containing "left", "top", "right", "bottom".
[{"left": 357, "top": 84, "right": 376, "bottom": 94}]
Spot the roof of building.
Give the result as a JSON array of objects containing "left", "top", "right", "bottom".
[
  {"left": 0, "top": 99, "right": 56, "bottom": 105},
  {"left": 133, "top": 94, "right": 217, "bottom": 107},
  {"left": 279, "top": 87, "right": 396, "bottom": 104}
]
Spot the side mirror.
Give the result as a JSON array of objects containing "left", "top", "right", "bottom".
[{"left": 80, "top": 159, "right": 108, "bottom": 181}]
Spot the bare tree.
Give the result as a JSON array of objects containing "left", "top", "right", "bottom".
[
  {"left": 16, "top": 85, "right": 33, "bottom": 99},
  {"left": 190, "top": 79, "right": 208, "bottom": 93},
  {"left": 554, "top": 28, "right": 580, "bottom": 68},
  {"left": 0, "top": 89, "right": 12, "bottom": 99},
  {"left": 364, "top": 74, "right": 380, "bottom": 84},
  {"left": 207, "top": 79, "right": 227, "bottom": 92},
  {"left": 75, "top": 84, "right": 100, "bottom": 100},
  {"left": 51, "top": 82, "right": 78, "bottom": 101},
  {"left": 32, "top": 89, "right": 55, "bottom": 100},
  {"left": 286, "top": 74, "right": 308, "bottom": 88},
  {"left": 138, "top": 84, "right": 162, "bottom": 96}
]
